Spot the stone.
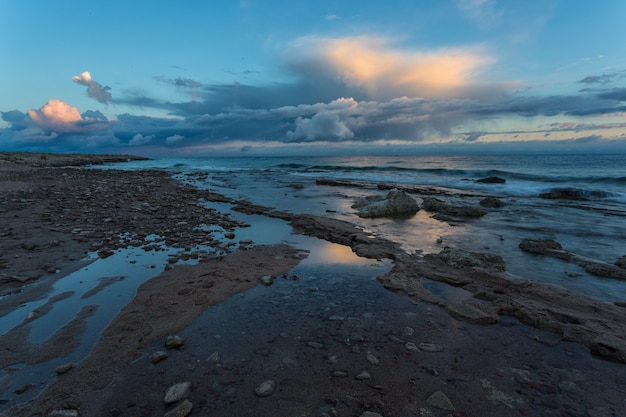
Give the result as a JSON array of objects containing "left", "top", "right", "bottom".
[
  {"left": 47, "top": 410, "right": 79, "bottom": 417},
  {"left": 426, "top": 390, "right": 456, "bottom": 411},
  {"left": 418, "top": 343, "right": 444, "bottom": 352},
  {"left": 422, "top": 197, "right": 486, "bottom": 218},
  {"left": 439, "top": 247, "right": 506, "bottom": 272},
  {"left": 151, "top": 350, "right": 168, "bottom": 363},
  {"left": 259, "top": 274, "right": 275, "bottom": 286},
  {"left": 538, "top": 187, "right": 612, "bottom": 200},
  {"left": 97, "top": 249, "right": 115, "bottom": 259},
  {"left": 520, "top": 239, "right": 626, "bottom": 280},
  {"left": 332, "top": 371, "right": 349, "bottom": 378},
  {"left": 366, "top": 354, "right": 379, "bottom": 365},
  {"left": 352, "top": 190, "right": 419, "bottom": 218},
  {"left": 519, "top": 238, "right": 564, "bottom": 255},
  {"left": 164, "top": 381, "right": 191, "bottom": 404},
  {"left": 254, "top": 380, "right": 277, "bottom": 397},
  {"left": 476, "top": 176, "right": 506, "bottom": 184},
  {"left": 356, "top": 371, "right": 371, "bottom": 380},
  {"left": 207, "top": 352, "right": 219, "bottom": 363},
  {"left": 360, "top": 412, "right": 383, "bottom": 417},
  {"left": 405, "top": 342, "right": 419, "bottom": 352},
  {"left": 480, "top": 197, "right": 506, "bottom": 208},
  {"left": 55, "top": 363, "right": 73, "bottom": 374},
  {"left": 164, "top": 399, "right": 193, "bottom": 417},
  {"left": 165, "top": 335, "right": 184, "bottom": 349}
]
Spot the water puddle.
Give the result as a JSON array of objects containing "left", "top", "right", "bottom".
[{"left": 0, "top": 200, "right": 389, "bottom": 409}]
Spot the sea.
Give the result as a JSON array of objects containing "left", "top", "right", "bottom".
[{"left": 106, "top": 153, "right": 626, "bottom": 303}]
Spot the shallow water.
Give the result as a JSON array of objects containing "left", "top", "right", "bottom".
[
  {"left": 0, "top": 199, "right": 386, "bottom": 410},
  {"left": 156, "top": 156, "right": 626, "bottom": 304},
  {"left": 96, "top": 249, "right": 626, "bottom": 417}
]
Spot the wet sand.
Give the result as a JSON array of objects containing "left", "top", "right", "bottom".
[{"left": 0, "top": 153, "right": 625, "bottom": 417}]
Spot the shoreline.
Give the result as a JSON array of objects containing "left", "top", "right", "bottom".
[{"left": 1, "top": 153, "right": 625, "bottom": 416}]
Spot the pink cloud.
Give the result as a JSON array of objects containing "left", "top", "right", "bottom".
[
  {"left": 27, "top": 99, "right": 84, "bottom": 132},
  {"left": 288, "top": 36, "right": 518, "bottom": 101}
]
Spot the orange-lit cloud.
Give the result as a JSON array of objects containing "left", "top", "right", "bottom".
[
  {"left": 27, "top": 99, "right": 84, "bottom": 132},
  {"left": 289, "top": 36, "right": 513, "bottom": 100}
]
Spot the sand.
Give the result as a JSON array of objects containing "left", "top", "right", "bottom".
[{"left": 0, "top": 153, "right": 625, "bottom": 417}]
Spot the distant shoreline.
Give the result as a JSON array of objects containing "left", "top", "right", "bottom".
[{"left": 0, "top": 151, "right": 149, "bottom": 168}]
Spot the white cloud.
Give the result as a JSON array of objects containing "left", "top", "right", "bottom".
[
  {"left": 287, "top": 111, "right": 354, "bottom": 142},
  {"left": 72, "top": 71, "right": 112, "bottom": 104},
  {"left": 129, "top": 133, "right": 154, "bottom": 146},
  {"left": 166, "top": 134, "right": 185, "bottom": 144}
]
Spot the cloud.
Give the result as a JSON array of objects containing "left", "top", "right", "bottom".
[
  {"left": 27, "top": 99, "right": 84, "bottom": 132},
  {"left": 154, "top": 76, "right": 203, "bottom": 89},
  {"left": 287, "top": 111, "right": 354, "bottom": 142},
  {"left": 578, "top": 70, "right": 626, "bottom": 85},
  {"left": 166, "top": 134, "right": 184, "bottom": 144},
  {"left": 285, "top": 36, "right": 515, "bottom": 101},
  {"left": 129, "top": 133, "right": 154, "bottom": 146},
  {"left": 72, "top": 71, "right": 112, "bottom": 104},
  {"left": 598, "top": 88, "right": 626, "bottom": 101}
]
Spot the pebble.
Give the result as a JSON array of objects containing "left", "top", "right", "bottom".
[
  {"left": 405, "top": 342, "right": 419, "bottom": 352},
  {"left": 47, "top": 410, "right": 79, "bottom": 417},
  {"left": 426, "top": 391, "right": 456, "bottom": 411},
  {"left": 164, "top": 381, "right": 191, "bottom": 404},
  {"left": 151, "top": 350, "right": 169, "bottom": 363},
  {"left": 360, "top": 412, "right": 383, "bottom": 417},
  {"left": 366, "top": 354, "right": 380, "bottom": 365},
  {"left": 307, "top": 341, "right": 324, "bottom": 349},
  {"left": 254, "top": 380, "right": 277, "bottom": 397},
  {"left": 165, "top": 335, "right": 184, "bottom": 349},
  {"left": 259, "top": 275, "right": 275, "bottom": 286},
  {"left": 164, "top": 399, "right": 193, "bottom": 417},
  {"left": 419, "top": 342, "right": 444, "bottom": 352},
  {"left": 207, "top": 352, "right": 220, "bottom": 364},
  {"left": 403, "top": 326, "right": 414, "bottom": 335},
  {"left": 356, "top": 371, "right": 371, "bottom": 380},
  {"left": 55, "top": 363, "right": 73, "bottom": 375},
  {"left": 331, "top": 371, "right": 349, "bottom": 378}
]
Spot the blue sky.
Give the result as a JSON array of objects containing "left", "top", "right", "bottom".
[{"left": 1, "top": 0, "right": 626, "bottom": 156}]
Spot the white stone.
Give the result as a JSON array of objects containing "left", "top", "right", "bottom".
[
  {"left": 254, "top": 380, "right": 276, "bottom": 397},
  {"left": 164, "top": 381, "right": 191, "bottom": 404}
]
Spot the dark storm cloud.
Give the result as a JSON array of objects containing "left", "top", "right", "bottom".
[{"left": 597, "top": 88, "right": 626, "bottom": 101}]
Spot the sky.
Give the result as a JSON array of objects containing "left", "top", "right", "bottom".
[{"left": 1, "top": 0, "right": 626, "bottom": 156}]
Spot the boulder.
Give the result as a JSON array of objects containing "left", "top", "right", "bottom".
[
  {"left": 352, "top": 190, "right": 419, "bottom": 218},
  {"left": 480, "top": 197, "right": 506, "bottom": 208},
  {"left": 438, "top": 247, "right": 506, "bottom": 272},
  {"left": 476, "top": 176, "right": 506, "bottom": 184},
  {"left": 519, "top": 238, "right": 565, "bottom": 255},
  {"left": 520, "top": 239, "right": 626, "bottom": 280},
  {"left": 422, "top": 197, "right": 486, "bottom": 218}
]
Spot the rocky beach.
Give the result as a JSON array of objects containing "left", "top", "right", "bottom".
[{"left": 0, "top": 152, "right": 625, "bottom": 417}]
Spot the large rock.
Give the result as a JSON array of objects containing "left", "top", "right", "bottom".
[
  {"left": 480, "top": 197, "right": 506, "bottom": 208},
  {"left": 438, "top": 247, "right": 506, "bottom": 272},
  {"left": 476, "top": 176, "right": 506, "bottom": 184},
  {"left": 422, "top": 197, "right": 486, "bottom": 218},
  {"left": 520, "top": 238, "right": 626, "bottom": 280},
  {"left": 352, "top": 190, "right": 419, "bottom": 218}
]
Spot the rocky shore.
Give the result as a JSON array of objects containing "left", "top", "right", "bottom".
[{"left": 1, "top": 153, "right": 625, "bottom": 417}]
